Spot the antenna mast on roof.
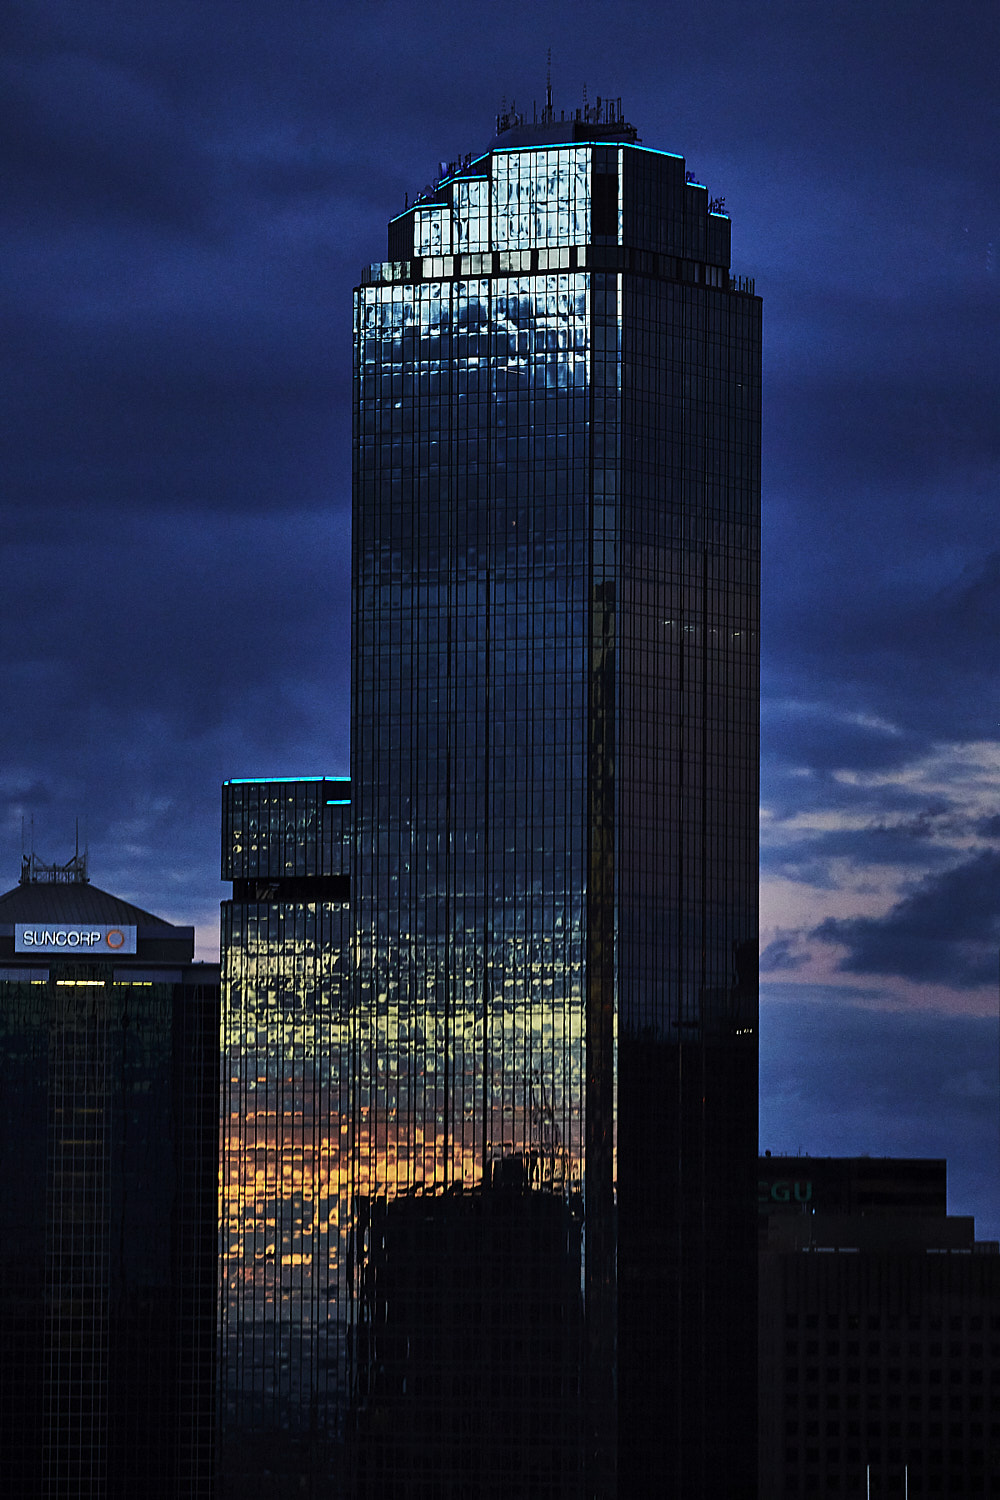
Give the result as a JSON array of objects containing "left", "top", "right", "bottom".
[{"left": 20, "top": 847, "right": 90, "bottom": 885}]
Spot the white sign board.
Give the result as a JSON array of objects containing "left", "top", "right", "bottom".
[{"left": 15, "top": 924, "right": 138, "bottom": 955}]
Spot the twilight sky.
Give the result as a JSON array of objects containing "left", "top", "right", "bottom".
[{"left": 3, "top": 0, "right": 998, "bottom": 1235}]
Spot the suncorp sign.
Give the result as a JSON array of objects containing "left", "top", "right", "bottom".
[{"left": 15, "top": 923, "right": 138, "bottom": 955}]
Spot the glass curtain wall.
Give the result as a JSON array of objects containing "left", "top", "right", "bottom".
[
  {"left": 352, "top": 120, "right": 760, "bottom": 1499},
  {"left": 219, "top": 779, "right": 352, "bottom": 1498}
]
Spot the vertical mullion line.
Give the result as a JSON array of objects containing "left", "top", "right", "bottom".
[
  {"left": 445, "top": 279, "right": 455, "bottom": 1191},
  {"left": 481, "top": 266, "right": 493, "bottom": 1183},
  {"left": 673, "top": 284, "right": 688, "bottom": 1489}
]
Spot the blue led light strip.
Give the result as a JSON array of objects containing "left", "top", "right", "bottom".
[{"left": 224, "top": 776, "right": 344, "bottom": 786}]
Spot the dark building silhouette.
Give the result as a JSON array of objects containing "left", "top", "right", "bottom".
[
  {"left": 351, "top": 99, "right": 760, "bottom": 1498},
  {"left": 353, "top": 1163, "right": 585, "bottom": 1499},
  {"left": 0, "top": 852, "right": 219, "bottom": 1500},
  {"left": 758, "top": 1155, "right": 1000, "bottom": 1496}
]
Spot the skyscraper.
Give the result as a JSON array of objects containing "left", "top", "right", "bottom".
[
  {"left": 218, "top": 777, "right": 352, "bottom": 1497},
  {"left": 220, "top": 99, "right": 760, "bottom": 1498},
  {"left": 351, "top": 99, "right": 761, "bottom": 1497}
]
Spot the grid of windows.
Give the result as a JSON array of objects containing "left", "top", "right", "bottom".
[
  {"left": 492, "top": 146, "right": 592, "bottom": 249},
  {"left": 453, "top": 175, "right": 489, "bottom": 253},
  {"left": 223, "top": 776, "right": 351, "bottom": 883},
  {"left": 0, "top": 968, "right": 219, "bottom": 1499},
  {"left": 352, "top": 124, "right": 760, "bottom": 1499},
  {"left": 218, "top": 780, "right": 353, "bottom": 1495},
  {"left": 762, "top": 1256, "right": 1000, "bottom": 1494}
]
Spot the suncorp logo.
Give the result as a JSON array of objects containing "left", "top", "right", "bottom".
[
  {"left": 14, "top": 923, "right": 137, "bottom": 955},
  {"left": 23, "top": 928, "right": 103, "bottom": 948}
]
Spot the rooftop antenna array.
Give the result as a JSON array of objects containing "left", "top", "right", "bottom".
[
  {"left": 499, "top": 82, "right": 637, "bottom": 141},
  {"left": 18, "top": 815, "right": 90, "bottom": 885},
  {"left": 495, "top": 95, "right": 526, "bottom": 137},
  {"left": 20, "top": 848, "right": 90, "bottom": 885}
]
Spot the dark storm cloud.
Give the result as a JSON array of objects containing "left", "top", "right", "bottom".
[
  {"left": 771, "top": 341, "right": 997, "bottom": 502},
  {"left": 1, "top": 47, "right": 217, "bottom": 232},
  {"left": 753, "top": 8, "right": 998, "bottom": 772},
  {"left": 759, "top": 935, "right": 809, "bottom": 974},
  {"left": 0, "top": 1, "right": 371, "bottom": 534},
  {"left": 1, "top": 0, "right": 364, "bottom": 926},
  {"left": 2, "top": 310, "right": 348, "bottom": 517},
  {"left": 814, "top": 849, "right": 1000, "bottom": 987},
  {"left": 763, "top": 761, "right": 907, "bottom": 809},
  {"left": 761, "top": 821, "right": 961, "bottom": 887},
  {"left": 760, "top": 741, "right": 954, "bottom": 829},
  {"left": 763, "top": 700, "right": 920, "bottom": 776},
  {"left": 762, "top": 545, "right": 1000, "bottom": 762},
  {"left": 0, "top": 504, "right": 351, "bottom": 934},
  {"left": 0, "top": 506, "right": 350, "bottom": 733},
  {"left": 760, "top": 987, "right": 1000, "bottom": 1241}
]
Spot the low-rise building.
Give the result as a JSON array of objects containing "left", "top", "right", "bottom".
[
  {"left": 759, "top": 1154, "right": 1000, "bottom": 1497},
  {"left": 0, "top": 851, "right": 219, "bottom": 1499}
]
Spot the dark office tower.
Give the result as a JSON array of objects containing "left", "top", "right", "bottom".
[
  {"left": 352, "top": 100, "right": 761, "bottom": 1498},
  {"left": 218, "top": 778, "right": 352, "bottom": 1498},
  {"left": 758, "top": 1156, "right": 1000, "bottom": 1496},
  {"left": 0, "top": 851, "right": 219, "bottom": 1500}
]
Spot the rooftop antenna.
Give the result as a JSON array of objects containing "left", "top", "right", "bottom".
[
  {"left": 545, "top": 48, "right": 552, "bottom": 122},
  {"left": 20, "top": 815, "right": 35, "bottom": 885}
]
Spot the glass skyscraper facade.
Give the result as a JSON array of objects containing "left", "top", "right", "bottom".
[
  {"left": 218, "top": 777, "right": 352, "bottom": 1497},
  {"left": 351, "top": 103, "right": 761, "bottom": 1498},
  {"left": 220, "top": 100, "right": 760, "bottom": 1500}
]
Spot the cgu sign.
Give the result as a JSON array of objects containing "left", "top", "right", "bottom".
[{"left": 759, "top": 1178, "right": 813, "bottom": 1206}]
